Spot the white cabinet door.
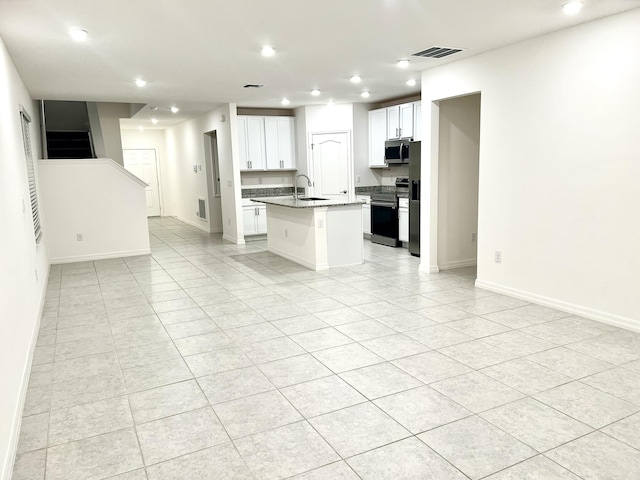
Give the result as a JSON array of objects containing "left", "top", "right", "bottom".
[
  {"left": 264, "top": 117, "right": 280, "bottom": 170},
  {"left": 399, "top": 207, "right": 409, "bottom": 242},
  {"left": 265, "top": 117, "right": 296, "bottom": 170},
  {"left": 369, "top": 109, "right": 387, "bottom": 167},
  {"left": 237, "top": 116, "right": 250, "bottom": 169},
  {"left": 246, "top": 117, "right": 266, "bottom": 170},
  {"left": 400, "top": 103, "right": 414, "bottom": 138},
  {"left": 256, "top": 205, "right": 268, "bottom": 233},
  {"left": 278, "top": 117, "right": 295, "bottom": 169},
  {"left": 243, "top": 206, "right": 258, "bottom": 235},
  {"left": 387, "top": 106, "right": 400, "bottom": 139},
  {"left": 413, "top": 102, "right": 422, "bottom": 141},
  {"left": 362, "top": 204, "right": 371, "bottom": 235}
]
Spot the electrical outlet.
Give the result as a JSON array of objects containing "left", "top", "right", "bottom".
[
  {"left": 227, "top": 180, "right": 232, "bottom": 187},
  {"left": 471, "top": 232, "right": 477, "bottom": 242},
  {"left": 76, "top": 233, "right": 83, "bottom": 241},
  {"left": 356, "top": 175, "right": 361, "bottom": 184},
  {"left": 318, "top": 219, "right": 324, "bottom": 228},
  {"left": 495, "top": 251, "right": 502, "bottom": 263},
  {"left": 284, "top": 229, "right": 288, "bottom": 238}
]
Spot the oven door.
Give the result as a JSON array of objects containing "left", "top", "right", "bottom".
[{"left": 370, "top": 199, "right": 400, "bottom": 247}]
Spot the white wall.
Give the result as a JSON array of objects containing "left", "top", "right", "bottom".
[
  {"left": 437, "top": 94, "right": 480, "bottom": 270},
  {"left": 96, "top": 102, "right": 129, "bottom": 166},
  {"left": 164, "top": 104, "right": 244, "bottom": 242},
  {"left": 352, "top": 103, "right": 380, "bottom": 187},
  {"left": 0, "top": 37, "right": 49, "bottom": 479},
  {"left": 38, "top": 159, "right": 150, "bottom": 263},
  {"left": 121, "top": 128, "right": 170, "bottom": 216},
  {"left": 420, "top": 9, "right": 640, "bottom": 328}
]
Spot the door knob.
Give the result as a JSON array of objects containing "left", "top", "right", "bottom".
[{"left": 341, "top": 190, "right": 347, "bottom": 194}]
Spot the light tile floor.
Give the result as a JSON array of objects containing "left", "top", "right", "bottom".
[{"left": 13, "top": 217, "right": 640, "bottom": 480}]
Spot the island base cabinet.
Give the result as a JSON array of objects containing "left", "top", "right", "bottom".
[{"left": 265, "top": 204, "right": 363, "bottom": 271}]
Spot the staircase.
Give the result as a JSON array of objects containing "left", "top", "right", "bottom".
[{"left": 46, "top": 131, "right": 95, "bottom": 159}]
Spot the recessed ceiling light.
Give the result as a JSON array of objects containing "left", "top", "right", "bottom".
[
  {"left": 69, "top": 28, "right": 88, "bottom": 42},
  {"left": 261, "top": 45, "right": 275, "bottom": 57},
  {"left": 406, "top": 79, "right": 417, "bottom": 87},
  {"left": 138, "top": 126, "right": 144, "bottom": 131},
  {"left": 170, "top": 107, "right": 179, "bottom": 113},
  {"left": 135, "top": 79, "right": 146, "bottom": 87},
  {"left": 350, "top": 75, "right": 362, "bottom": 84},
  {"left": 311, "top": 89, "right": 321, "bottom": 96},
  {"left": 151, "top": 118, "right": 158, "bottom": 124},
  {"left": 397, "top": 59, "right": 410, "bottom": 69},
  {"left": 562, "top": 1, "right": 583, "bottom": 14},
  {"left": 281, "top": 98, "right": 290, "bottom": 105},
  {"left": 361, "top": 91, "right": 370, "bottom": 98}
]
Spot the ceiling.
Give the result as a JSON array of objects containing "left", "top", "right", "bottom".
[{"left": 1, "top": 0, "right": 639, "bottom": 128}]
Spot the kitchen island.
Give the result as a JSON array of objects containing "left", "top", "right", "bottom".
[{"left": 251, "top": 196, "right": 364, "bottom": 271}]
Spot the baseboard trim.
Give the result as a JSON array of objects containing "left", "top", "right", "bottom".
[
  {"left": 174, "top": 215, "right": 210, "bottom": 232},
  {"left": 223, "top": 234, "right": 245, "bottom": 245},
  {"left": 50, "top": 249, "right": 151, "bottom": 264},
  {"left": 438, "top": 259, "right": 477, "bottom": 270},
  {"left": 268, "top": 246, "right": 328, "bottom": 271},
  {"left": 2, "top": 265, "right": 49, "bottom": 480},
  {"left": 475, "top": 279, "right": 640, "bottom": 333}
]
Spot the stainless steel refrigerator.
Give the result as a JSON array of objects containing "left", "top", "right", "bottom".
[{"left": 409, "top": 141, "right": 421, "bottom": 256}]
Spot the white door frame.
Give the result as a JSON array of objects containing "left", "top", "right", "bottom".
[
  {"left": 122, "top": 148, "right": 164, "bottom": 217},
  {"left": 308, "top": 130, "right": 354, "bottom": 197}
]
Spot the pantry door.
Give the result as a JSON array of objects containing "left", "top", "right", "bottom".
[
  {"left": 310, "top": 131, "right": 351, "bottom": 200},
  {"left": 123, "top": 149, "right": 162, "bottom": 217}
]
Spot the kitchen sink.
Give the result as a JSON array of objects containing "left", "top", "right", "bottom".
[{"left": 297, "top": 197, "right": 328, "bottom": 201}]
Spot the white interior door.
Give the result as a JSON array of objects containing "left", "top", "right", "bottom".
[
  {"left": 123, "top": 149, "right": 161, "bottom": 217},
  {"left": 310, "top": 132, "right": 350, "bottom": 199}
]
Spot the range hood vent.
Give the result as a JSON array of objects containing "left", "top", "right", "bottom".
[{"left": 412, "top": 46, "right": 463, "bottom": 59}]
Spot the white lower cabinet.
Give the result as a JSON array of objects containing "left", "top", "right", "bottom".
[
  {"left": 398, "top": 198, "right": 409, "bottom": 243},
  {"left": 243, "top": 204, "right": 267, "bottom": 235}
]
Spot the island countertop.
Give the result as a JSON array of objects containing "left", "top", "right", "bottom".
[{"left": 250, "top": 196, "right": 365, "bottom": 208}]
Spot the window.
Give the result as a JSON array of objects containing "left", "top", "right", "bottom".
[{"left": 20, "top": 107, "right": 42, "bottom": 243}]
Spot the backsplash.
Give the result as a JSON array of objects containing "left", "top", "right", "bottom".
[
  {"left": 355, "top": 185, "right": 399, "bottom": 194},
  {"left": 242, "top": 187, "right": 304, "bottom": 198}
]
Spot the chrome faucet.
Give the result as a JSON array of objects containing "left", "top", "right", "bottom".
[{"left": 294, "top": 174, "right": 312, "bottom": 200}]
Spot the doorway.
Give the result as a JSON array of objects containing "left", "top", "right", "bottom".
[
  {"left": 122, "top": 148, "right": 162, "bottom": 217},
  {"left": 204, "top": 130, "right": 223, "bottom": 233},
  {"left": 310, "top": 131, "right": 351, "bottom": 199},
  {"left": 436, "top": 94, "right": 481, "bottom": 271}
]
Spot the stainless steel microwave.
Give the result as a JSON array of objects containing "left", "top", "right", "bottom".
[{"left": 384, "top": 139, "right": 411, "bottom": 165}]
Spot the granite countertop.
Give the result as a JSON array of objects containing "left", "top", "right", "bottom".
[{"left": 251, "top": 196, "right": 365, "bottom": 209}]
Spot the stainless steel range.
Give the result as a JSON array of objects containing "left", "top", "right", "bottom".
[{"left": 370, "top": 178, "right": 408, "bottom": 247}]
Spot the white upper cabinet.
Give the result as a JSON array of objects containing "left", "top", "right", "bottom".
[
  {"left": 239, "top": 115, "right": 296, "bottom": 171},
  {"left": 386, "top": 103, "right": 415, "bottom": 139},
  {"left": 369, "top": 109, "right": 387, "bottom": 167},
  {"left": 387, "top": 106, "right": 400, "bottom": 140},
  {"left": 245, "top": 116, "right": 266, "bottom": 170},
  {"left": 265, "top": 117, "right": 296, "bottom": 170},
  {"left": 413, "top": 101, "right": 422, "bottom": 141},
  {"left": 369, "top": 101, "right": 421, "bottom": 167},
  {"left": 400, "top": 103, "right": 414, "bottom": 138}
]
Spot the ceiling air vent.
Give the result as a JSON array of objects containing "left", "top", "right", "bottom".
[
  {"left": 243, "top": 84, "right": 265, "bottom": 88},
  {"left": 412, "top": 47, "right": 463, "bottom": 59}
]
